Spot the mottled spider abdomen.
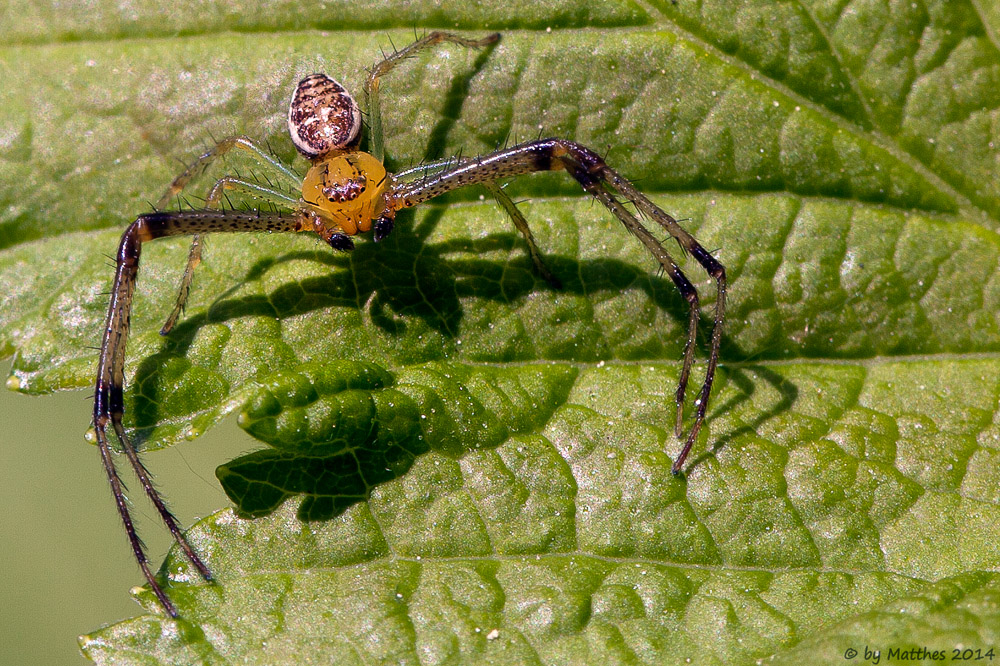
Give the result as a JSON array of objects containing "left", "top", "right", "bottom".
[{"left": 288, "top": 73, "right": 361, "bottom": 159}]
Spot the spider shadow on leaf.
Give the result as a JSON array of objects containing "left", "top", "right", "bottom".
[
  {"left": 126, "top": 204, "right": 699, "bottom": 437},
  {"left": 125, "top": 201, "right": 734, "bottom": 523},
  {"left": 684, "top": 364, "right": 799, "bottom": 472}
]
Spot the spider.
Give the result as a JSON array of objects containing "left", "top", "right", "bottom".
[{"left": 93, "top": 32, "right": 726, "bottom": 618}]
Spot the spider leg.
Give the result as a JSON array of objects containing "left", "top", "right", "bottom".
[
  {"left": 392, "top": 139, "right": 726, "bottom": 473},
  {"left": 160, "top": 236, "right": 202, "bottom": 336},
  {"left": 591, "top": 162, "right": 727, "bottom": 469},
  {"left": 94, "top": 209, "right": 303, "bottom": 616},
  {"left": 156, "top": 136, "right": 300, "bottom": 335},
  {"left": 363, "top": 31, "right": 499, "bottom": 163},
  {"left": 480, "top": 180, "right": 562, "bottom": 289},
  {"left": 395, "top": 157, "right": 561, "bottom": 288},
  {"left": 394, "top": 156, "right": 464, "bottom": 181},
  {"left": 160, "top": 176, "right": 299, "bottom": 334},
  {"left": 393, "top": 158, "right": 562, "bottom": 289},
  {"left": 156, "top": 136, "right": 299, "bottom": 210}
]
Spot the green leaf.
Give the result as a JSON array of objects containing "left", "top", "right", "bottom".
[
  {"left": 223, "top": 359, "right": 576, "bottom": 519},
  {"left": 2, "top": 1, "right": 999, "bottom": 664}
]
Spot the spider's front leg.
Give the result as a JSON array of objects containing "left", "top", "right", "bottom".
[
  {"left": 393, "top": 158, "right": 562, "bottom": 288},
  {"left": 391, "top": 139, "right": 727, "bottom": 473},
  {"left": 155, "top": 136, "right": 302, "bottom": 334},
  {"left": 363, "top": 31, "right": 499, "bottom": 162},
  {"left": 93, "top": 209, "right": 303, "bottom": 617}
]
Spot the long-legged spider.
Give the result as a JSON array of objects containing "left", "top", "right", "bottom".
[{"left": 93, "top": 32, "right": 726, "bottom": 617}]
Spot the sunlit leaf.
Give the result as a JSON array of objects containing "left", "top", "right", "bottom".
[{"left": 1, "top": 1, "right": 998, "bottom": 663}]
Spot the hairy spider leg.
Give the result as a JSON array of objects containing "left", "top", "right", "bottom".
[
  {"left": 392, "top": 138, "right": 726, "bottom": 473},
  {"left": 480, "top": 180, "right": 562, "bottom": 289},
  {"left": 363, "top": 31, "right": 499, "bottom": 163},
  {"left": 596, "top": 163, "right": 727, "bottom": 463},
  {"left": 157, "top": 136, "right": 301, "bottom": 334},
  {"left": 395, "top": 157, "right": 561, "bottom": 288},
  {"left": 94, "top": 209, "right": 304, "bottom": 617}
]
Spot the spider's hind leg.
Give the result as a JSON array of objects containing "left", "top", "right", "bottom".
[{"left": 481, "top": 181, "right": 562, "bottom": 289}]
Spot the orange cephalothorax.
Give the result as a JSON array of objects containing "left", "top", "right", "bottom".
[{"left": 301, "top": 151, "right": 389, "bottom": 235}]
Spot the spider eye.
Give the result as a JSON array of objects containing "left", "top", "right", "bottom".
[
  {"left": 287, "top": 74, "right": 361, "bottom": 159},
  {"left": 327, "top": 233, "right": 355, "bottom": 251},
  {"left": 321, "top": 177, "right": 365, "bottom": 203}
]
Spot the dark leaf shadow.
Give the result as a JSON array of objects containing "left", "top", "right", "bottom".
[
  {"left": 126, "top": 207, "right": 748, "bottom": 520},
  {"left": 123, "top": 33, "right": 761, "bottom": 527}
]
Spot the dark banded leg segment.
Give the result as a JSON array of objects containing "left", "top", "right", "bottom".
[
  {"left": 94, "top": 210, "right": 303, "bottom": 616},
  {"left": 395, "top": 138, "right": 726, "bottom": 473}
]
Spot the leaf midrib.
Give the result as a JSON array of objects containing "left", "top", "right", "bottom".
[{"left": 221, "top": 549, "right": 928, "bottom": 580}]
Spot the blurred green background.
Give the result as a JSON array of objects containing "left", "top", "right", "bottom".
[{"left": 0, "top": 373, "right": 252, "bottom": 664}]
